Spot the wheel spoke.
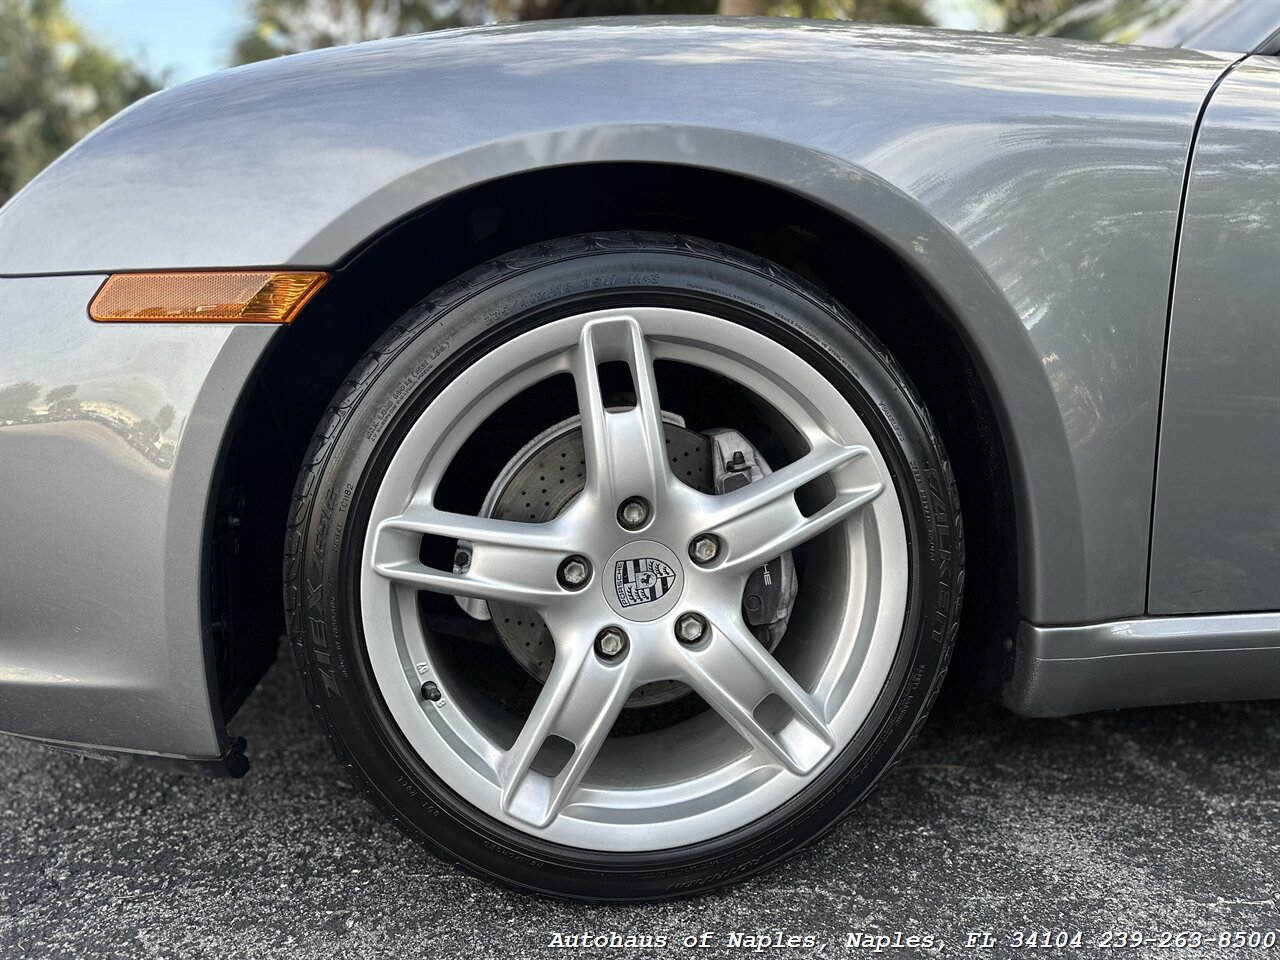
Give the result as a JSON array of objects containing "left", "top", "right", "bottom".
[
  {"left": 572, "top": 316, "right": 671, "bottom": 508},
  {"left": 499, "top": 638, "right": 635, "bottom": 828},
  {"left": 704, "top": 440, "right": 883, "bottom": 573},
  {"left": 370, "top": 504, "right": 572, "bottom": 607},
  {"left": 678, "top": 619, "right": 832, "bottom": 774}
]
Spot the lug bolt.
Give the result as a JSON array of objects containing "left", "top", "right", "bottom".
[
  {"left": 617, "top": 497, "right": 650, "bottom": 530},
  {"left": 689, "top": 534, "right": 720, "bottom": 565},
  {"left": 595, "top": 627, "right": 629, "bottom": 660},
  {"left": 454, "top": 549, "right": 471, "bottom": 570},
  {"left": 675, "top": 613, "right": 708, "bottom": 644},
  {"left": 557, "top": 555, "right": 591, "bottom": 589},
  {"left": 421, "top": 681, "right": 442, "bottom": 702}
]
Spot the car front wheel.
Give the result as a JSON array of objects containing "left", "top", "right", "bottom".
[{"left": 286, "top": 233, "right": 962, "bottom": 900}]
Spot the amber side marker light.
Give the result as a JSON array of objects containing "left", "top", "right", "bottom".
[{"left": 89, "top": 271, "right": 328, "bottom": 324}]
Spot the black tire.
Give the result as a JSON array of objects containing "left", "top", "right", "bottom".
[{"left": 284, "top": 233, "right": 963, "bottom": 901}]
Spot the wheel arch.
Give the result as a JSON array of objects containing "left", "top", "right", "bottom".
[{"left": 211, "top": 145, "right": 1061, "bottom": 719}]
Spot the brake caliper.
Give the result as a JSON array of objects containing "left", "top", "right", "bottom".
[{"left": 703, "top": 429, "right": 798, "bottom": 649}]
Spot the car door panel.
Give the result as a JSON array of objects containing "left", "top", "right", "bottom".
[{"left": 1149, "top": 57, "right": 1280, "bottom": 615}]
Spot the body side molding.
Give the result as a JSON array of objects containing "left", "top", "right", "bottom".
[{"left": 1004, "top": 612, "right": 1280, "bottom": 716}]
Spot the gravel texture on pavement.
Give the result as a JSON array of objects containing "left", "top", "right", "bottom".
[{"left": 2, "top": 657, "right": 1277, "bottom": 960}]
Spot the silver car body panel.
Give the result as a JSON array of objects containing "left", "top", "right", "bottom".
[
  {"left": 0, "top": 19, "right": 1273, "bottom": 760},
  {"left": 1173, "top": 0, "right": 1280, "bottom": 53},
  {"left": 0, "top": 274, "right": 275, "bottom": 758},
  {"left": 1148, "top": 57, "right": 1280, "bottom": 615},
  {"left": 1032, "top": 0, "right": 1280, "bottom": 53},
  {"left": 1004, "top": 611, "right": 1280, "bottom": 717}
]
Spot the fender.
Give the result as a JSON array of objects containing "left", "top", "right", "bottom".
[
  {"left": 0, "top": 19, "right": 1232, "bottom": 629},
  {"left": 304, "top": 124, "right": 1086, "bottom": 623}
]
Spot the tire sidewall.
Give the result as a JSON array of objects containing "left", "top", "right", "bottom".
[{"left": 287, "top": 235, "right": 962, "bottom": 901}]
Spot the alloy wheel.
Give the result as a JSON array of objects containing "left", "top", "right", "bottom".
[{"left": 359, "top": 307, "right": 909, "bottom": 851}]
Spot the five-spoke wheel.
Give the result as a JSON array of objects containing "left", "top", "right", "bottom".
[{"left": 289, "top": 234, "right": 961, "bottom": 899}]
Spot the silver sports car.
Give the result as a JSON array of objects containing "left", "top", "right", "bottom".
[{"left": 1, "top": 7, "right": 1277, "bottom": 901}]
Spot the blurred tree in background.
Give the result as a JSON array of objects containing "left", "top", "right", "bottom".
[
  {"left": 233, "top": 0, "right": 472, "bottom": 63},
  {"left": 0, "top": 0, "right": 160, "bottom": 203},
  {"left": 997, "top": 0, "right": 1076, "bottom": 33},
  {"left": 230, "top": 0, "right": 961, "bottom": 61}
]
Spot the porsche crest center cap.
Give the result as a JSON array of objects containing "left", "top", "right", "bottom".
[{"left": 603, "top": 540, "right": 684, "bottom": 622}]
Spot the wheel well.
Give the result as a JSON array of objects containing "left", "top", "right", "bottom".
[{"left": 210, "top": 162, "right": 1018, "bottom": 721}]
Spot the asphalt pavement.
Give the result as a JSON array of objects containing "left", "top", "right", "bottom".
[{"left": 2, "top": 656, "right": 1277, "bottom": 960}]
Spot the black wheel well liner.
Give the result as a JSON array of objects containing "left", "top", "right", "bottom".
[{"left": 210, "top": 162, "right": 1018, "bottom": 722}]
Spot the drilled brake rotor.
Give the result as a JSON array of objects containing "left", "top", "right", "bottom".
[{"left": 488, "top": 417, "right": 712, "bottom": 708}]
